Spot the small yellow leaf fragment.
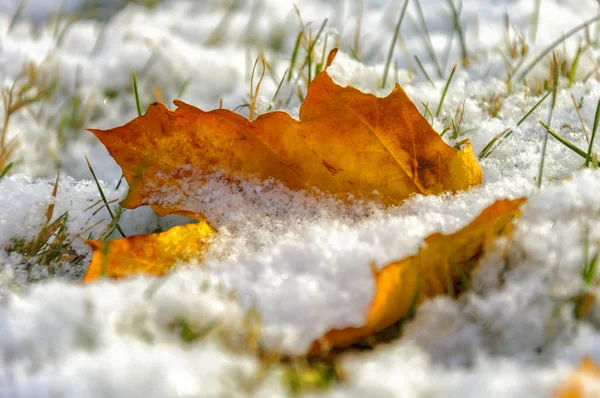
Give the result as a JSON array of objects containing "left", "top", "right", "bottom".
[
  {"left": 310, "top": 198, "right": 526, "bottom": 353},
  {"left": 83, "top": 221, "right": 215, "bottom": 282},
  {"left": 556, "top": 357, "right": 600, "bottom": 398}
]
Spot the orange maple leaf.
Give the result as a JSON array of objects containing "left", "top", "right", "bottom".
[{"left": 88, "top": 51, "right": 481, "bottom": 221}]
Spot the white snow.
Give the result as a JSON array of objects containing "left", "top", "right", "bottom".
[{"left": 2, "top": 0, "right": 600, "bottom": 396}]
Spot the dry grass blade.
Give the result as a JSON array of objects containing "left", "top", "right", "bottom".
[{"left": 0, "top": 63, "right": 56, "bottom": 173}]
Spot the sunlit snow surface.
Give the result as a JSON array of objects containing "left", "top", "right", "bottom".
[{"left": 2, "top": 0, "right": 600, "bottom": 396}]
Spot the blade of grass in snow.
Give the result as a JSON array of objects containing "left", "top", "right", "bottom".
[
  {"left": 414, "top": 55, "right": 436, "bottom": 87},
  {"left": 539, "top": 120, "right": 588, "bottom": 158},
  {"left": 529, "top": 0, "right": 542, "bottom": 44},
  {"left": 306, "top": 18, "right": 328, "bottom": 83},
  {"left": 272, "top": 68, "right": 288, "bottom": 102},
  {"left": 177, "top": 79, "right": 191, "bottom": 99},
  {"left": 132, "top": 72, "right": 142, "bottom": 117},
  {"left": 314, "top": 33, "right": 329, "bottom": 76},
  {"left": 8, "top": 0, "right": 25, "bottom": 33},
  {"left": 382, "top": 0, "right": 410, "bottom": 88},
  {"left": 414, "top": 0, "right": 443, "bottom": 77},
  {"left": 448, "top": 0, "right": 469, "bottom": 66},
  {"left": 287, "top": 32, "right": 304, "bottom": 82},
  {"left": 479, "top": 90, "right": 552, "bottom": 159},
  {"left": 568, "top": 46, "right": 582, "bottom": 88},
  {"left": 571, "top": 94, "right": 590, "bottom": 144},
  {"left": 582, "top": 225, "right": 599, "bottom": 285},
  {"left": 516, "top": 14, "right": 600, "bottom": 81},
  {"left": 85, "top": 156, "right": 126, "bottom": 238},
  {"left": 435, "top": 64, "right": 457, "bottom": 118},
  {"left": 116, "top": 73, "right": 143, "bottom": 191},
  {"left": 0, "top": 162, "right": 14, "bottom": 178},
  {"left": 537, "top": 54, "right": 560, "bottom": 188},
  {"left": 585, "top": 96, "right": 600, "bottom": 167}
]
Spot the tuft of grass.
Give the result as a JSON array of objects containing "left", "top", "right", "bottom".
[
  {"left": 573, "top": 225, "right": 600, "bottom": 319},
  {"left": 4, "top": 175, "right": 85, "bottom": 280},
  {"left": 480, "top": 90, "right": 552, "bottom": 159},
  {"left": 306, "top": 18, "right": 328, "bottom": 84},
  {"left": 248, "top": 58, "right": 266, "bottom": 121},
  {"left": 85, "top": 156, "right": 126, "bottom": 238},
  {"left": 283, "top": 359, "right": 344, "bottom": 395},
  {"left": 1, "top": 63, "right": 56, "bottom": 174},
  {"left": 170, "top": 317, "right": 219, "bottom": 343},
  {"left": 516, "top": 14, "right": 600, "bottom": 81}
]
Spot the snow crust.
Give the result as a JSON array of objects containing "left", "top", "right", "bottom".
[{"left": 2, "top": 0, "right": 600, "bottom": 396}]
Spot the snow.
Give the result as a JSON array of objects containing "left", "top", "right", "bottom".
[{"left": 2, "top": 0, "right": 600, "bottom": 396}]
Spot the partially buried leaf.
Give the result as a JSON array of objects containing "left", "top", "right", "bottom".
[
  {"left": 83, "top": 221, "right": 214, "bottom": 282},
  {"left": 310, "top": 197, "right": 526, "bottom": 353},
  {"left": 89, "top": 50, "right": 481, "bottom": 219}
]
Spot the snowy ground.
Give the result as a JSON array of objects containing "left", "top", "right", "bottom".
[{"left": 2, "top": 0, "right": 600, "bottom": 396}]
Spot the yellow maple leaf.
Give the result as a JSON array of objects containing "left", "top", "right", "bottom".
[
  {"left": 83, "top": 222, "right": 214, "bottom": 282},
  {"left": 310, "top": 198, "right": 525, "bottom": 352}
]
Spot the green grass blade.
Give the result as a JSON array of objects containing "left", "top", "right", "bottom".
[
  {"left": 287, "top": 32, "right": 304, "bottom": 82},
  {"left": 529, "top": 0, "right": 541, "bottom": 44},
  {"left": 435, "top": 64, "right": 457, "bottom": 118},
  {"left": 0, "top": 162, "right": 14, "bottom": 178},
  {"left": 414, "top": 55, "right": 436, "bottom": 87},
  {"left": 479, "top": 90, "right": 552, "bottom": 159},
  {"left": 8, "top": 0, "right": 25, "bottom": 33},
  {"left": 568, "top": 46, "right": 582, "bottom": 88},
  {"left": 272, "top": 68, "right": 289, "bottom": 102},
  {"left": 448, "top": 0, "right": 468, "bottom": 66},
  {"left": 132, "top": 72, "right": 142, "bottom": 117},
  {"left": 382, "top": 0, "right": 410, "bottom": 88},
  {"left": 539, "top": 120, "right": 588, "bottom": 158},
  {"left": 177, "top": 78, "right": 191, "bottom": 99},
  {"left": 586, "top": 96, "right": 600, "bottom": 167},
  {"left": 85, "top": 156, "right": 126, "bottom": 238},
  {"left": 537, "top": 62, "right": 560, "bottom": 188},
  {"left": 306, "top": 18, "right": 328, "bottom": 83},
  {"left": 414, "top": 0, "right": 443, "bottom": 77}
]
